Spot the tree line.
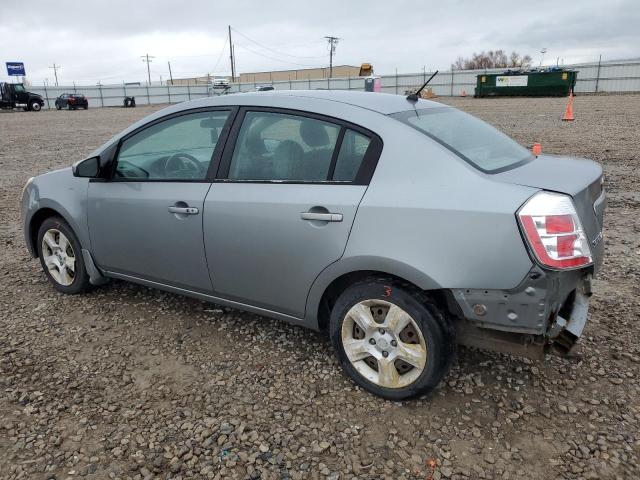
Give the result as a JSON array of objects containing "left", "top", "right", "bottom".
[{"left": 452, "top": 50, "right": 533, "bottom": 70}]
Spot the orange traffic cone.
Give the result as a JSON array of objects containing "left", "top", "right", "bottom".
[
  {"left": 562, "top": 91, "right": 574, "bottom": 121},
  {"left": 532, "top": 143, "right": 542, "bottom": 155},
  {"left": 460, "top": 88, "right": 467, "bottom": 97}
]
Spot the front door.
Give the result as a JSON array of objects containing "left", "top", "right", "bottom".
[
  {"left": 204, "top": 109, "right": 380, "bottom": 317},
  {"left": 88, "top": 108, "right": 233, "bottom": 291}
]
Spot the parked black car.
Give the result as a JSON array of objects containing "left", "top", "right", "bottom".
[
  {"left": 0, "top": 83, "right": 44, "bottom": 111},
  {"left": 55, "top": 93, "right": 88, "bottom": 110}
]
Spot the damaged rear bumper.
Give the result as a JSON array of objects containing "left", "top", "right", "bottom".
[
  {"left": 546, "top": 276, "right": 591, "bottom": 354},
  {"left": 451, "top": 268, "right": 593, "bottom": 359}
]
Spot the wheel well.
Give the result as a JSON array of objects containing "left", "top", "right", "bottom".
[
  {"left": 316, "top": 270, "right": 458, "bottom": 331},
  {"left": 29, "top": 208, "right": 61, "bottom": 257}
]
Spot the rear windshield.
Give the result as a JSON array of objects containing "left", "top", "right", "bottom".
[{"left": 391, "top": 107, "right": 532, "bottom": 173}]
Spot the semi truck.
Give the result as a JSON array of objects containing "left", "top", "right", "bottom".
[{"left": 0, "top": 83, "right": 45, "bottom": 111}]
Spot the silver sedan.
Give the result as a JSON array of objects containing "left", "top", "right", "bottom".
[{"left": 22, "top": 91, "right": 605, "bottom": 399}]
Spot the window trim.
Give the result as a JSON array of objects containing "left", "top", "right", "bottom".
[
  {"left": 215, "top": 106, "right": 383, "bottom": 186},
  {"left": 105, "top": 106, "right": 238, "bottom": 183}
]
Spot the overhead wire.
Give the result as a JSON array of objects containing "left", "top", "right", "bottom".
[
  {"left": 211, "top": 36, "right": 229, "bottom": 74},
  {"left": 233, "top": 41, "right": 320, "bottom": 68},
  {"left": 231, "top": 27, "right": 326, "bottom": 60}
]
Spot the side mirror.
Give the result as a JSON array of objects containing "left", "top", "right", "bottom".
[{"left": 73, "top": 156, "right": 100, "bottom": 178}]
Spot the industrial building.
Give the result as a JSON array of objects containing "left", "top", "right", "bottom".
[
  {"left": 238, "top": 65, "right": 361, "bottom": 82},
  {"left": 171, "top": 65, "right": 362, "bottom": 86}
]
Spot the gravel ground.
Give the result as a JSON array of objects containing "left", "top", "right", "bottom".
[{"left": 1, "top": 95, "right": 638, "bottom": 480}]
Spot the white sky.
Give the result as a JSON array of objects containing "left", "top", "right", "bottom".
[{"left": 1, "top": 0, "right": 638, "bottom": 86}]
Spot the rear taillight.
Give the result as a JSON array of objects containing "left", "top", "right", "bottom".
[{"left": 517, "top": 192, "right": 592, "bottom": 269}]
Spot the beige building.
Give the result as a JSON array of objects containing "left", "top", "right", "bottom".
[
  {"left": 171, "top": 65, "right": 363, "bottom": 85},
  {"left": 170, "top": 75, "right": 227, "bottom": 86},
  {"left": 239, "top": 65, "right": 361, "bottom": 83}
]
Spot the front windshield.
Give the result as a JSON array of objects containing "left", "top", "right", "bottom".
[{"left": 392, "top": 107, "right": 532, "bottom": 173}]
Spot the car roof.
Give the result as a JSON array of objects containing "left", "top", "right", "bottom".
[{"left": 185, "top": 90, "right": 443, "bottom": 115}]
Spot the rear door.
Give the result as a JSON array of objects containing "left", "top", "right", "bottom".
[
  {"left": 88, "top": 108, "right": 234, "bottom": 291},
  {"left": 203, "top": 108, "right": 382, "bottom": 318}
]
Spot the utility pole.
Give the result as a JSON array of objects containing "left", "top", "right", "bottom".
[
  {"left": 168, "top": 61, "right": 174, "bottom": 85},
  {"left": 324, "top": 36, "right": 339, "bottom": 78},
  {"left": 49, "top": 63, "right": 60, "bottom": 86},
  {"left": 228, "top": 25, "right": 236, "bottom": 82},
  {"left": 232, "top": 44, "right": 237, "bottom": 80},
  {"left": 539, "top": 48, "right": 547, "bottom": 67},
  {"left": 141, "top": 54, "right": 155, "bottom": 85}
]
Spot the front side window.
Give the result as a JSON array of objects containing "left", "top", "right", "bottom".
[
  {"left": 392, "top": 107, "right": 532, "bottom": 173},
  {"left": 115, "top": 110, "right": 230, "bottom": 180},
  {"left": 14, "top": 84, "right": 26, "bottom": 93},
  {"left": 229, "top": 111, "right": 340, "bottom": 181}
]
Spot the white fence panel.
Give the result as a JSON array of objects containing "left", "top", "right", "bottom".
[{"left": 27, "top": 60, "right": 640, "bottom": 110}]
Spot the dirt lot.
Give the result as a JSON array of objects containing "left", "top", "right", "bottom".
[{"left": 1, "top": 95, "right": 638, "bottom": 480}]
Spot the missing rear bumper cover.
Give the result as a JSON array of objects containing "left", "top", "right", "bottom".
[{"left": 547, "top": 282, "right": 590, "bottom": 355}]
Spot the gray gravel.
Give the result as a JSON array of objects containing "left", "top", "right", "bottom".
[{"left": 1, "top": 95, "right": 639, "bottom": 479}]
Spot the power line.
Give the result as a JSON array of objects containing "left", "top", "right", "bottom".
[
  {"left": 231, "top": 27, "right": 326, "bottom": 60},
  {"left": 233, "top": 42, "right": 318, "bottom": 68},
  {"left": 141, "top": 54, "right": 155, "bottom": 85},
  {"left": 212, "top": 36, "right": 228, "bottom": 74}
]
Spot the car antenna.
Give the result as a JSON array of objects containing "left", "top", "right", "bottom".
[{"left": 406, "top": 70, "right": 439, "bottom": 102}]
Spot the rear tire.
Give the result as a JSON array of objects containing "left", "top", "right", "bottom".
[
  {"left": 329, "top": 277, "right": 455, "bottom": 400},
  {"left": 37, "top": 217, "right": 91, "bottom": 294}
]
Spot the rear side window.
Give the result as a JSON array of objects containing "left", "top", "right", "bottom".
[
  {"left": 392, "top": 107, "right": 532, "bottom": 173},
  {"left": 333, "top": 130, "right": 371, "bottom": 181},
  {"left": 229, "top": 111, "right": 340, "bottom": 181}
]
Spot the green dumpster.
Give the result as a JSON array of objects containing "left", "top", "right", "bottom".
[{"left": 475, "top": 69, "right": 577, "bottom": 97}]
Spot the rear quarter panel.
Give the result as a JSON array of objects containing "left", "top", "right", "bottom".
[
  {"left": 349, "top": 123, "right": 539, "bottom": 289},
  {"left": 306, "top": 117, "right": 541, "bottom": 324}
]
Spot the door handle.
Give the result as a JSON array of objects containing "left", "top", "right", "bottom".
[
  {"left": 300, "top": 212, "right": 343, "bottom": 222},
  {"left": 168, "top": 206, "right": 199, "bottom": 215}
]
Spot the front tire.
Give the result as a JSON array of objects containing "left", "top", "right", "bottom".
[
  {"left": 55, "top": 103, "right": 61, "bottom": 110},
  {"left": 37, "top": 217, "right": 91, "bottom": 294},
  {"left": 30, "top": 101, "right": 42, "bottom": 112},
  {"left": 329, "top": 278, "right": 455, "bottom": 400}
]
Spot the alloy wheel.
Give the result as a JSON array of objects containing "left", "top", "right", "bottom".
[
  {"left": 41, "top": 229, "right": 76, "bottom": 286},
  {"left": 341, "top": 299, "right": 427, "bottom": 389}
]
